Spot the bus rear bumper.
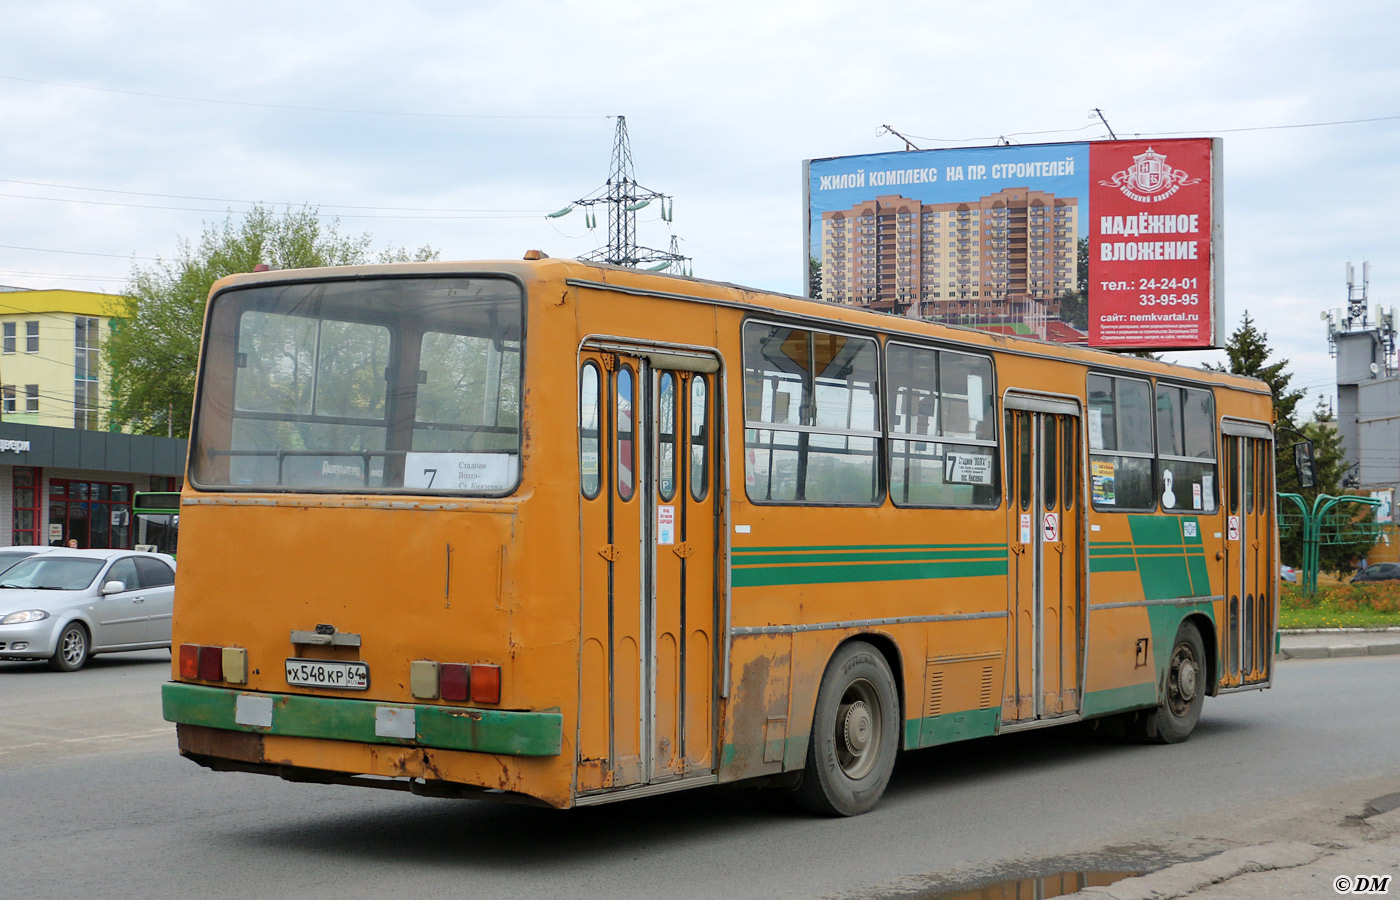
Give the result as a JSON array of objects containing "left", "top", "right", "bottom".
[{"left": 162, "top": 681, "right": 563, "bottom": 757}]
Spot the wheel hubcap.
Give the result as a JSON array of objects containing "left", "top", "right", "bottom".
[
  {"left": 833, "top": 679, "right": 882, "bottom": 779},
  {"left": 843, "top": 700, "right": 871, "bottom": 754},
  {"left": 1168, "top": 640, "right": 1199, "bottom": 717},
  {"left": 63, "top": 631, "right": 84, "bottom": 665}
]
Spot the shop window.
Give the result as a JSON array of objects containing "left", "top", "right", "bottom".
[
  {"left": 47, "top": 479, "right": 134, "bottom": 549},
  {"left": 12, "top": 467, "right": 41, "bottom": 546}
]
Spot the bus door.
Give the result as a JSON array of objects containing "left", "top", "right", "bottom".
[
  {"left": 1221, "top": 423, "right": 1274, "bottom": 688},
  {"left": 577, "top": 347, "right": 719, "bottom": 793},
  {"left": 1004, "top": 397, "right": 1083, "bottom": 725}
]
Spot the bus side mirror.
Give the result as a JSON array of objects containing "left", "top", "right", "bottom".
[{"left": 1293, "top": 441, "right": 1316, "bottom": 489}]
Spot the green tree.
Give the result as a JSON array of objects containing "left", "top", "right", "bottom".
[
  {"left": 808, "top": 256, "right": 823, "bottom": 300},
  {"left": 104, "top": 205, "right": 436, "bottom": 438},
  {"left": 1204, "top": 310, "right": 1305, "bottom": 428}
]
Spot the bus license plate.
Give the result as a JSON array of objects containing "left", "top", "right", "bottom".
[{"left": 285, "top": 658, "right": 369, "bottom": 690}]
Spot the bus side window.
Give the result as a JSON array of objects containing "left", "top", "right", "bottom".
[
  {"left": 1018, "top": 411, "right": 1032, "bottom": 512},
  {"left": 1063, "top": 416, "right": 1076, "bottom": 509},
  {"left": 617, "top": 365, "right": 635, "bottom": 501},
  {"left": 1043, "top": 416, "right": 1058, "bottom": 510},
  {"left": 580, "top": 363, "right": 602, "bottom": 499},
  {"left": 658, "top": 372, "right": 676, "bottom": 502},
  {"left": 690, "top": 375, "right": 709, "bottom": 502}
]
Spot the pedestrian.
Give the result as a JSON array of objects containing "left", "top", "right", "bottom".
[{"left": 66, "top": 538, "right": 79, "bottom": 549}]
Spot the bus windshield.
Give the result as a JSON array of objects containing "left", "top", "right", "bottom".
[
  {"left": 133, "top": 492, "right": 180, "bottom": 555},
  {"left": 190, "top": 275, "right": 523, "bottom": 495}
]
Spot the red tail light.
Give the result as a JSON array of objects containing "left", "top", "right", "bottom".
[
  {"left": 440, "top": 663, "right": 469, "bottom": 701},
  {"left": 198, "top": 645, "right": 223, "bottom": 681},
  {"left": 179, "top": 644, "right": 200, "bottom": 679}
]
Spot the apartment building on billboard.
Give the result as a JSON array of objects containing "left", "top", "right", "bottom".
[
  {"left": 820, "top": 188, "right": 1080, "bottom": 336},
  {"left": 0, "top": 286, "right": 184, "bottom": 548}
]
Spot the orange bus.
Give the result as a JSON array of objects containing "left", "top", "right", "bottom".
[{"left": 161, "top": 256, "right": 1276, "bottom": 815}]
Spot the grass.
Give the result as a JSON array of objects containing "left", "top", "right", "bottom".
[{"left": 1279, "top": 579, "right": 1400, "bottom": 630}]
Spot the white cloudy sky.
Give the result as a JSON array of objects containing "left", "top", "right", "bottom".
[{"left": 3, "top": 0, "right": 1398, "bottom": 412}]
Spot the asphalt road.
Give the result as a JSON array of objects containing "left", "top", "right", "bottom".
[{"left": 2, "top": 652, "right": 1397, "bottom": 900}]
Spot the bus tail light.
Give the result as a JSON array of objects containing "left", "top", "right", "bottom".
[
  {"left": 470, "top": 664, "right": 500, "bottom": 704},
  {"left": 440, "top": 664, "right": 469, "bottom": 701},
  {"left": 198, "top": 645, "right": 223, "bottom": 681},
  {"left": 409, "top": 660, "right": 501, "bottom": 704},
  {"left": 179, "top": 643, "right": 246, "bottom": 684},
  {"left": 179, "top": 644, "right": 200, "bottom": 679}
]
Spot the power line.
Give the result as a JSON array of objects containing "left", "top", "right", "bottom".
[
  {"left": 898, "top": 113, "right": 1400, "bottom": 146},
  {"left": 0, "top": 244, "right": 158, "bottom": 261},
  {"left": 0, "top": 191, "right": 547, "bottom": 220},
  {"left": 0, "top": 178, "right": 547, "bottom": 214},
  {"left": 0, "top": 73, "right": 611, "bottom": 121}
]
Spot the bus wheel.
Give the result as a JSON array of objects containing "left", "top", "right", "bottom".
[
  {"left": 1137, "top": 621, "right": 1206, "bottom": 744},
  {"left": 49, "top": 622, "right": 90, "bottom": 672},
  {"left": 794, "top": 641, "right": 899, "bottom": 816}
]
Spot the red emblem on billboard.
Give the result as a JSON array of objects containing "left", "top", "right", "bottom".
[{"left": 1098, "top": 146, "right": 1202, "bottom": 203}]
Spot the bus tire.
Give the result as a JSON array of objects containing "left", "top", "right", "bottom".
[
  {"left": 1137, "top": 620, "right": 1206, "bottom": 744},
  {"left": 794, "top": 641, "right": 899, "bottom": 817}
]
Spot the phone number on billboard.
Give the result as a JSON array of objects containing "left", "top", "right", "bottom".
[
  {"left": 1138, "top": 277, "right": 1199, "bottom": 290},
  {"left": 1139, "top": 294, "right": 1201, "bottom": 306}
]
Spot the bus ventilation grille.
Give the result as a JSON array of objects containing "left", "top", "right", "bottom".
[
  {"left": 979, "top": 665, "right": 995, "bottom": 709},
  {"left": 927, "top": 671, "right": 944, "bottom": 718}
]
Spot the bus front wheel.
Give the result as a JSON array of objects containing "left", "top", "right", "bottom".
[
  {"left": 794, "top": 641, "right": 899, "bottom": 816},
  {"left": 1136, "top": 620, "right": 1206, "bottom": 744}
]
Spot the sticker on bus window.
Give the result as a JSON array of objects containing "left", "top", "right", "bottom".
[
  {"left": 1193, "top": 482, "right": 1202, "bottom": 509},
  {"left": 1088, "top": 408, "right": 1106, "bottom": 451},
  {"left": 1091, "top": 459, "right": 1116, "bottom": 505},
  {"left": 1202, "top": 474, "right": 1215, "bottom": 512},
  {"left": 404, "top": 452, "right": 518, "bottom": 491},
  {"left": 657, "top": 505, "right": 676, "bottom": 545},
  {"left": 945, "top": 452, "right": 993, "bottom": 485}
]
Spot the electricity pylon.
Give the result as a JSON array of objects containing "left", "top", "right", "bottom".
[{"left": 553, "top": 116, "right": 689, "bottom": 272}]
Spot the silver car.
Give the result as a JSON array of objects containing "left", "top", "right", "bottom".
[{"left": 0, "top": 549, "right": 177, "bottom": 671}]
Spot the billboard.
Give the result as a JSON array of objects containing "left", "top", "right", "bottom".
[{"left": 804, "top": 138, "right": 1222, "bottom": 350}]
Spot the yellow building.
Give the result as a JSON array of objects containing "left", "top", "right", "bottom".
[
  {"left": 0, "top": 286, "right": 185, "bottom": 549},
  {"left": 0, "top": 286, "right": 115, "bottom": 430}
]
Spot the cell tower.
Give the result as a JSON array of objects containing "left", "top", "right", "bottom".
[{"left": 553, "top": 116, "right": 690, "bottom": 273}]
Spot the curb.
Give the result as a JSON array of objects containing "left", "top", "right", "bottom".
[
  {"left": 1277, "top": 642, "right": 1400, "bottom": 659},
  {"left": 1059, "top": 842, "right": 1324, "bottom": 900}
]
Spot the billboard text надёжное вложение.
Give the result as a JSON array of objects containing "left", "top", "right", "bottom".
[{"left": 804, "top": 137, "right": 1222, "bottom": 350}]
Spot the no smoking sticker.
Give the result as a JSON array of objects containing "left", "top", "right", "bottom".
[{"left": 1043, "top": 512, "right": 1059, "bottom": 542}]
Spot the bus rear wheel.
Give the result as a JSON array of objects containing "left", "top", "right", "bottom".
[
  {"left": 794, "top": 641, "right": 899, "bottom": 816},
  {"left": 1135, "top": 620, "right": 1206, "bottom": 744}
]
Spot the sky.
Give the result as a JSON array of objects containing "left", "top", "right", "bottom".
[{"left": 3, "top": 0, "right": 1399, "bottom": 416}]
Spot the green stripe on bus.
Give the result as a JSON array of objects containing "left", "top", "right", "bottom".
[
  {"left": 733, "top": 542, "right": 1006, "bottom": 554},
  {"left": 732, "top": 558, "right": 1008, "bottom": 588},
  {"left": 733, "top": 548, "right": 1008, "bottom": 566},
  {"left": 161, "top": 682, "right": 562, "bottom": 757},
  {"left": 1089, "top": 556, "right": 1138, "bottom": 573}
]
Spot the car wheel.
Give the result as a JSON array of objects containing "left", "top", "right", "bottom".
[
  {"left": 48, "top": 622, "right": 90, "bottom": 672},
  {"left": 793, "top": 641, "right": 899, "bottom": 816}
]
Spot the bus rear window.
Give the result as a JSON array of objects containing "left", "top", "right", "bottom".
[{"left": 191, "top": 276, "right": 523, "bottom": 495}]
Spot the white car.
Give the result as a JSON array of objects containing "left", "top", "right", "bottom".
[{"left": 0, "top": 549, "right": 177, "bottom": 671}]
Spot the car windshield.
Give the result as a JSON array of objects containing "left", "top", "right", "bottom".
[{"left": 0, "top": 557, "right": 105, "bottom": 591}]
